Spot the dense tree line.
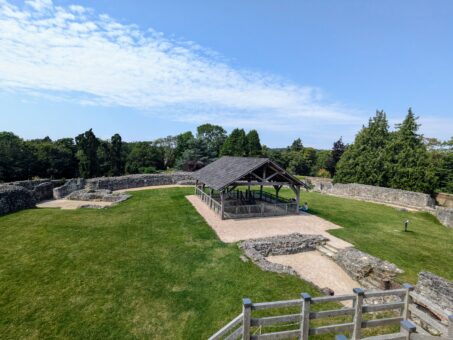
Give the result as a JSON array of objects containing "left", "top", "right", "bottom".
[
  {"left": 334, "top": 109, "right": 452, "bottom": 194},
  {"left": 0, "top": 112, "right": 451, "bottom": 195}
]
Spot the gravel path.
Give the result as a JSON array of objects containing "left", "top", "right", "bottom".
[
  {"left": 268, "top": 251, "right": 359, "bottom": 299},
  {"left": 186, "top": 195, "right": 352, "bottom": 249},
  {"left": 37, "top": 199, "right": 114, "bottom": 209}
]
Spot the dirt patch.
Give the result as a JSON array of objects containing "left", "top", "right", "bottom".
[{"left": 186, "top": 195, "right": 352, "bottom": 249}]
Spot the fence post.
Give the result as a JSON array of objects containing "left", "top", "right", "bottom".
[
  {"left": 448, "top": 314, "right": 453, "bottom": 339},
  {"left": 300, "top": 293, "right": 311, "bottom": 340},
  {"left": 402, "top": 283, "right": 414, "bottom": 321},
  {"left": 352, "top": 288, "right": 364, "bottom": 340},
  {"left": 242, "top": 298, "right": 252, "bottom": 340},
  {"left": 400, "top": 320, "right": 416, "bottom": 340}
]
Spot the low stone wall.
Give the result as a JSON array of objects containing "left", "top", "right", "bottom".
[
  {"left": 304, "top": 176, "right": 334, "bottom": 192},
  {"left": 67, "top": 189, "right": 130, "bottom": 204},
  {"left": 85, "top": 172, "right": 193, "bottom": 191},
  {"left": 321, "top": 183, "right": 436, "bottom": 210},
  {"left": 334, "top": 247, "right": 403, "bottom": 289},
  {"left": 435, "top": 206, "right": 453, "bottom": 228},
  {"left": 415, "top": 272, "right": 453, "bottom": 317},
  {"left": 0, "top": 185, "right": 36, "bottom": 215},
  {"left": 6, "top": 179, "right": 59, "bottom": 202},
  {"left": 436, "top": 193, "right": 453, "bottom": 208},
  {"left": 239, "top": 234, "right": 328, "bottom": 276},
  {"left": 53, "top": 178, "right": 85, "bottom": 199}
]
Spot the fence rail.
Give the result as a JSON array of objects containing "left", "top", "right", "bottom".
[{"left": 209, "top": 285, "right": 453, "bottom": 340}]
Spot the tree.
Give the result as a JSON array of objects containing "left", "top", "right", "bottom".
[
  {"left": 55, "top": 138, "right": 78, "bottom": 178},
  {"left": 110, "top": 133, "right": 124, "bottom": 176},
  {"left": 326, "top": 137, "right": 346, "bottom": 176},
  {"left": 196, "top": 124, "right": 227, "bottom": 157},
  {"left": 175, "top": 131, "right": 195, "bottom": 159},
  {"left": 176, "top": 138, "right": 215, "bottom": 171},
  {"left": 125, "top": 142, "right": 164, "bottom": 174},
  {"left": 335, "top": 110, "right": 390, "bottom": 186},
  {"left": 27, "top": 137, "right": 75, "bottom": 179},
  {"left": 0, "top": 132, "right": 33, "bottom": 182},
  {"left": 385, "top": 109, "right": 437, "bottom": 193},
  {"left": 290, "top": 138, "right": 303, "bottom": 151},
  {"left": 220, "top": 128, "right": 247, "bottom": 156},
  {"left": 246, "top": 130, "right": 262, "bottom": 156},
  {"left": 97, "top": 139, "right": 111, "bottom": 176},
  {"left": 75, "top": 129, "right": 100, "bottom": 178},
  {"left": 154, "top": 136, "right": 177, "bottom": 169}
]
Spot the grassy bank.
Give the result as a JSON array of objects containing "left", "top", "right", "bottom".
[{"left": 280, "top": 189, "right": 453, "bottom": 283}]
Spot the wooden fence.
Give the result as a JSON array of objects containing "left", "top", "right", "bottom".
[{"left": 209, "top": 285, "right": 453, "bottom": 340}]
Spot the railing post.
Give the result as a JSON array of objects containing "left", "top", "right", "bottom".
[
  {"left": 300, "top": 293, "right": 311, "bottom": 340},
  {"left": 402, "top": 283, "right": 414, "bottom": 321},
  {"left": 352, "top": 288, "right": 364, "bottom": 340},
  {"left": 242, "top": 298, "right": 252, "bottom": 340},
  {"left": 400, "top": 320, "right": 416, "bottom": 340},
  {"left": 448, "top": 314, "right": 453, "bottom": 339}
]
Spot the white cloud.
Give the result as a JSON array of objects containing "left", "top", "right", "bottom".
[{"left": 0, "top": 0, "right": 361, "bottom": 131}]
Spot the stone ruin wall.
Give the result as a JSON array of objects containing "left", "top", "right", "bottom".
[
  {"left": 0, "top": 172, "right": 194, "bottom": 216},
  {"left": 305, "top": 177, "right": 453, "bottom": 228}
]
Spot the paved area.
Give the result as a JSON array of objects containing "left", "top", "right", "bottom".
[
  {"left": 186, "top": 195, "right": 353, "bottom": 249},
  {"left": 37, "top": 199, "right": 114, "bottom": 210},
  {"left": 268, "top": 251, "right": 359, "bottom": 298}
]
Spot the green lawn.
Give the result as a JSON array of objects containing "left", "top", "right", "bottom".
[
  {"left": 1, "top": 187, "right": 451, "bottom": 339},
  {"left": 280, "top": 189, "right": 453, "bottom": 283},
  {"left": 0, "top": 188, "right": 321, "bottom": 339}
]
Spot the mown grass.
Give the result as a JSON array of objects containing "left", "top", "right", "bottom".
[
  {"left": 0, "top": 188, "right": 325, "bottom": 339},
  {"left": 278, "top": 189, "right": 453, "bottom": 283},
  {"left": 1, "top": 187, "right": 451, "bottom": 339}
]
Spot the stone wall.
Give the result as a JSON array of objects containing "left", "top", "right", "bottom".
[
  {"left": 334, "top": 247, "right": 403, "bottom": 289},
  {"left": 0, "top": 185, "right": 36, "bottom": 215},
  {"left": 84, "top": 172, "right": 193, "bottom": 191},
  {"left": 53, "top": 178, "right": 85, "bottom": 199},
  {"left": 304, "top": 176, "right": 334, "bottom": 192},
  {"left": 66, "top": 189, "right": 130, "bottom": 204},
  {"left": 239, "top": 234, "right": 328, "bottom": 276},
  {"left": 321, "top": 183, "right": 436, "bottom": 210},
  {"left": 435, "top": 207, "right": 453, "bottom": 228},
  {"left": 436, "top": 193, "right": 453, "bottom": 208},
  {"left": 415, "top": 272, "right": 453, "bottom": 317}
]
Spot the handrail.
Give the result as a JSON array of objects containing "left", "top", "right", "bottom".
[{"left": 208, "top": 285, "right": 453, "bottom": 340}]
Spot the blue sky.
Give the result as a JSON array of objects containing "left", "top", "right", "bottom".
[{"left": 0, "top": 0, "right": 452, "bottom": 148}]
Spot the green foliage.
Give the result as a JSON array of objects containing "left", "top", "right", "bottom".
[
  {"left": 110, "top": 133, "right": 124, "bottom": 176},
  {"left": 316, "top": 168, "right": 331, "bottom": 178},
  {"left": 385, "top": 109, "right": 437, "bottom": 193},
  {"left": 196, "top": 123, "right": 227, "bottom": 157},
  {"left": 125, "top": 142, "right": 164, "bottom": 174},
  {"left": 175, "top": 131, "right": 195, "bottom": 159},
  {"left": 335, "top": 110, "right": 390, "bottom": 186},
  {"left": 154, "top": 136, "right": 177, "bottom": 169},
  {"left": 246, "top": 129, "right": 262, "bottom": 156},
  {"left": 176, "top": 138, "right": 215, "bottom": 171},
  {"left": 326, "top": 137, "right": 346, "bottom": 176},
  {"left": 290, "top": 138, "right": 303, "bottom": 151},
  {"left": 220, "top": 128, "right": 248, "bottom": 156},
  {"left": 0, "top": 132, "right": 33, "bottom": 181},
  {"left": 75, "top": 129, "right": 100, "bottom": 178}
]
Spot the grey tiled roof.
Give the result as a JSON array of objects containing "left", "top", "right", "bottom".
[{"left": 192, "top": 156, "right": 304, "bottom": 190}]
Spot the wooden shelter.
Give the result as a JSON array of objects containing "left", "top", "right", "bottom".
[{"left": 192, "top": 156, "right": 308, "bottom": 219}]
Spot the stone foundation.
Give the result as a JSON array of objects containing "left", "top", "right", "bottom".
[
  {"left": 435, "top": 207, "right": 453, "bottom": 228},
  {"left": 0, "top": 185, "right": 36, "bottom": 215},
  {"left": 334, "top": 247, "right": 403, "bottom": 289},
  {"left": 239, "top": 234, "right": 328, "bottom": 276},
  {"left": 53, "top": 178, "right": 85, "bottom": 199},
  {"left": 66, "top": 189, "right": 130, "bottom": 204},
  {"left": 85, "top": 172, "right": 193, "bottom": 191}
]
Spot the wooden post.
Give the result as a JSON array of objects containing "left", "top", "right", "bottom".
[
  {"left": 300, "top": 293, "right": 311, "bottom": 340},
  {"left": 295, "top": 185, "right": 300, "bottom": 214},
  {"left": 220, "top": 190, "right": 225, "bottom": 220},
  {"left": 195, "top": 180, "right": 198, "bottom": 194},
  {"left": 402, "top": 283, "right": 414, "bottom": 321},
  {"left": 448, "top": 314, "right": 453, "bottom": 338},
  {"left": 352, "top": 288, "right": 364, "bottom": 340},
  {"left": 242, "top": 298, "right": 252, "bottom": 340},
  {"left": 400, "top": 320, "right": 416, "bottom": 340},
  {"left": 260, "top": 185, "right": 263, "bottom": 200}
]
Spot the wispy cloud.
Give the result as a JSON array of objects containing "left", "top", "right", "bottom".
[{"left": 0, "top": 0, "right": 361, "bottom": 131}]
